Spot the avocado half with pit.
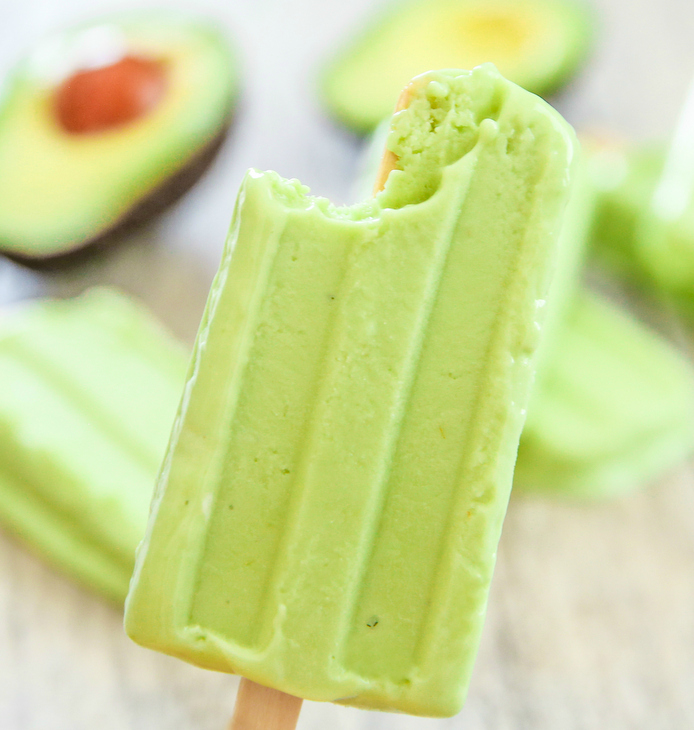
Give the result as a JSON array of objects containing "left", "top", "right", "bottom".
[
  {"left": 321, "top": 0, "right": 593, "bottom": 133},
  {"left": 0, "top": 12, "right": 240, "bottom": 262}
]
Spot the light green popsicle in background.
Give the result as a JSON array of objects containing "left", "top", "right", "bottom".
[
  {"left": 125, "top": 65, "right": 577, "bottom": 717},
  {"left": 586, "top": 118, "right": 694, "bottom": 324},
  {"left": 515, "top": 289, "right": 694, "bottom": 497},
  {"left": 0, "top": 288, "right": 187, "bottom": 603}
]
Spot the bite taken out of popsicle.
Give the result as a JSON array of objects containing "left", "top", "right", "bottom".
[{"left": 125, "top": 65, "right": 577, "bottom": 721}]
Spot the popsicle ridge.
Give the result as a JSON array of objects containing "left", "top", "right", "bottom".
[
  {"left": 0, "top": 459, "right": 135, "bottom": 599},
  {"left": 1, "top": 338, "right": 157, "bottom": 473},
  {"left": 125, "top": 64, "right": 577, "bottom": 717},
  {"left": 0, "top": 337, "right": 156, "bottom": 591}
]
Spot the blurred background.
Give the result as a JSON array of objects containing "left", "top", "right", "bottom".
[{"left": 1, "top": 0, "right": 693, "bottom": 728}]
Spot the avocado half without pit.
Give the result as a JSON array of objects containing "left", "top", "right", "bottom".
[
  {"left": 321, "top": 0, "right": 593, "bottom": 133},
  {"left": 0, "top": 12, "right": 240, "bottom": 262}
]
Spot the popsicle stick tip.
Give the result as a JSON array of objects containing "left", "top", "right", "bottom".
[
  {"left": 229, "top": 678, "right": 303, "bottom": 730},
  {"left": 372, "top": 75, "right": 432, "bottom": 195}
]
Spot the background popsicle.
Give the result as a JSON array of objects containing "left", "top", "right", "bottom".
[
  {"left": 0, "top": 288, "right": 187, "bottom": 602},
  {"left": 516, "top": 289, "right": 694, "bottom": 497}
]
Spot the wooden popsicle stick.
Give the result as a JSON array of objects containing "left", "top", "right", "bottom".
[
  {"left": 372, "top": 74, "right": 432, "bottom": 195},
  {"left": 229, "top": 678, "right": 303, "bottom": 730}
]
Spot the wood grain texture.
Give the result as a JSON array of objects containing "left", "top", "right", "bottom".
[
  {"left": 1, "top": 0, "right": 694, "bottom": 728},
  {"left": 229, "top": 680, "right": 302, "bottom": 730}
]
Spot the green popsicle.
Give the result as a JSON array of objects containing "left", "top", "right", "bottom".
[
  {"left": 522, "top": 141, "right": 694, "bottom": 497},
  {"left": 515, "top": 289, "right": 694, "bottom": 497},
  {"left": 0, "top": 288, "right": 187, "bottom": 603},
  {"left": 125, "top": 65, "right": 577, "bottom": 717},
  {"left": 587, "top": 79, "right": 694, "bottom": 324}
]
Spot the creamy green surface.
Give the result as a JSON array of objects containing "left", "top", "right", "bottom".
[
  {"left": 125, "top": 66, "right": 576, "bottom": 717},
  {"left": 516, "top": 289, "right": 694, "bottom": 498},
  {"left": 0, "top": 13, "right": 239, "bottom": 257},
  {"left": 321, "top": 0, "right": 592, "bottom": 132},
  {"left": 0, "top": 288, "right": 187, "bottom": 603}
]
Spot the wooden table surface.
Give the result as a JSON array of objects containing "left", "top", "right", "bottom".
[{"left": 1, "top": 0, "right": 694, "bottom": 728}]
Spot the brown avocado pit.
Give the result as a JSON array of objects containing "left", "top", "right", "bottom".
[{"left": 55, "top": 56, "right": 167, "bottom": 135}]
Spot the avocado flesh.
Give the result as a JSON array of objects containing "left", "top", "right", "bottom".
[
  {"left": 0, "top": 289, "right": 188, "bottom": 603},
  {"left": 0, "top": 13, "right": 239, "bottom": 260},
  {"left": 322, "top": 0, "right": 592, "bottom": 133}
]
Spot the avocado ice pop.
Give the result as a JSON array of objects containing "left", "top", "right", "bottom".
[
  {"left": 515, "top": 289, "right": 694, "bottom": 497},
  {"left": 0, "top": 288, "right": 187, "bottom": 603},
  {"left": 125, "top": 65, "right": 577, "bottom": 717},
  {"left": 587, "top": 140, "right": 663, "bottom": 283}
]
